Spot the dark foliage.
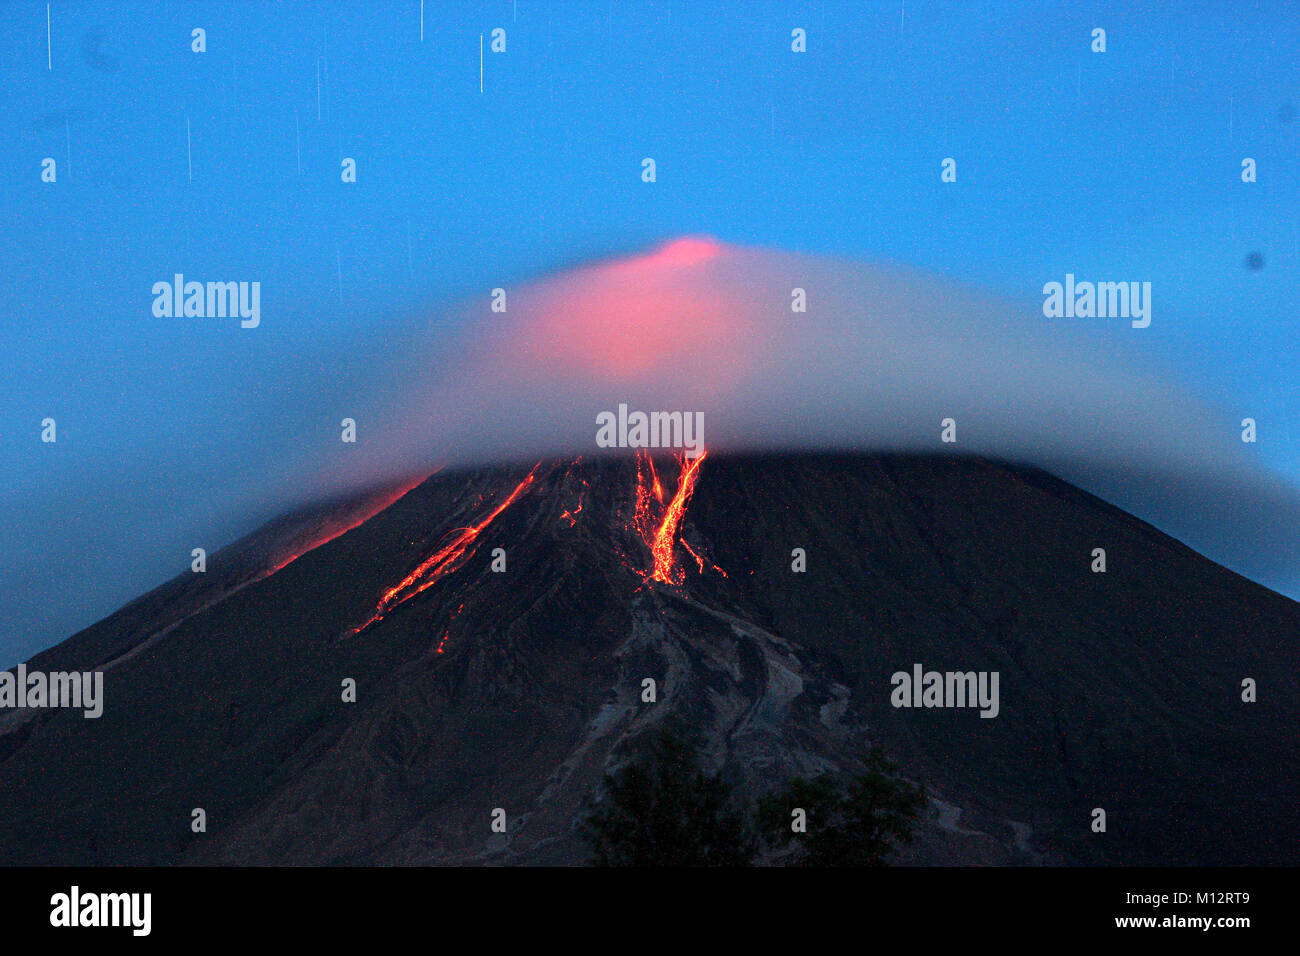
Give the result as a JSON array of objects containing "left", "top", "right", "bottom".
[
  {"left": 757, "top": 748, "right": 925, "bottom": 866},
  {"left": 582, "top": 728, "right": 923, "bottom": 867},
  {"left": 581, "top": 724, "right": 756, "bottom": 866}
]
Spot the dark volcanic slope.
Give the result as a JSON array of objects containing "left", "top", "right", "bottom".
[{"left": 1, "top": 453, "right": 1296, "bottom": 866}]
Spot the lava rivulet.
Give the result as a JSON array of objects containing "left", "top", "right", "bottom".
[
  {"left": 348, "top": 464, "right": 540, "bottom": 635},
  {"left": 559, "top": 459, "right": 590, "bottom": 527},
  {"left": 630, "top": 449, "right": 721, "bottom": 586},
  {"left": 268, "top": 474, "right": 431, "bottom": 574},
  {"left": 436, "top": 602, "right": 465, "bottom": 655}
]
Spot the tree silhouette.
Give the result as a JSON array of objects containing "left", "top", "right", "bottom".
[
  {"left": 581, "top": 723, "right": 755, "bottom": 866},
  {"left": 758, "top": 748, "right": 925, "bottom": 866},
  {"left": 581, "top": 729, "right": 923, "bottom": 867}
]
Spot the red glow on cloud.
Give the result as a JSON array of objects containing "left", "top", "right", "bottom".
[
  {"left": 504, "top": 236, "right": 749, "bottom": 388},
  {"left": 613, "top": 236, "right": 725, "bottom": 273}
]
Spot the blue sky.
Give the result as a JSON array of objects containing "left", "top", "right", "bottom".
[{"left": 2, "top": 0, "right": 1297, "bottom": 664}]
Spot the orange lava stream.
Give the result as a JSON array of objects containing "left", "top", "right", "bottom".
[
  {"left": 559, "top": 459, "right": 589, "bottom": 527},
  {"left": 681, "top": 536, "right": 729, "bottom": 579},
  {"left": 269, "top": 474, "right": 432, "bottom": 574},
  {"left": 560, "top": 493, "right": 585, "bottom": 527},
  {"left": 631, "top": 449, "right": 717, "bottom": 586},
  {"left": 646, "top": 455, "right": 665, "bottom": 502},
  {"left": 348, "top": 463, "right": 540, "bottom": 635},
  {"left": 436, "top": 601, "right": 465, "bottom": 655}
]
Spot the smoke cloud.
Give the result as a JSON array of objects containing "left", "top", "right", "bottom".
[
  {"left": 5, "top": 238, "right": 1297, "bottom": 664},
  {"left": 338, "top": 237, "right": 1300, "bottom": 600}
]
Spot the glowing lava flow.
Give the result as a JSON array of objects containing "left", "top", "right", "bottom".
[
  {"left": 559, "top": 458, "right": 590, "bottom": 527},
  {"left": 435, "top": 602, "right": 465, "bottom": 655},
  {"left": 268, "top": 474, "right": 431, "bottom": 574},
  {"left": 631, "top": 449, "right": 723, "bottom": 586},
  {"left": 347, "top": 464, "right": 540, "bottom": 636}
]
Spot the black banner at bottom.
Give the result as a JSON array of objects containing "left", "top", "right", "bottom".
[{"left": 0, "top": 866, "right": 1280, "bottom": 942}]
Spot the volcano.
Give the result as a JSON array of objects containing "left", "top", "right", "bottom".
[{"left": 1, "top": 452, "right": 1297, "bottom": 866}]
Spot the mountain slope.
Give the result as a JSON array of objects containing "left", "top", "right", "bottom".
[{"left": 1, "top": 452, "right": 1296, "bottom": 865}]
